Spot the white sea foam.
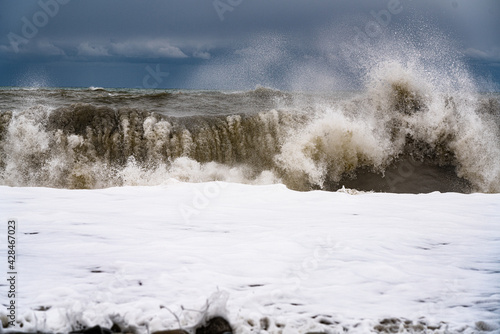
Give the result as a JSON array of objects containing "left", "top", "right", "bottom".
[{"left": 0, "top": 184, "right": 499, "bottom": 333}]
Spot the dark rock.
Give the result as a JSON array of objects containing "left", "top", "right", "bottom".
[
  {"left": 476, "top": 321, "right": 497, "bottom": 331},
  {"left": 374, "top": 318, "right": 443, "bottom": 333},
  {"left": 195, "top": 317, "right": 232, "bottom": 334},
  {"left": 110, "top": 323, "right": 121, "bottom": 333},
  {"left": 259, "top": 317, "right": 269, "bottom": 331},
  {"left": 318, "top": 318, "right": 333, "bottom": 325},
  {"left": 70, "top": 325, "right": 113, "bottom": 334},
  {"left": 374, "top": 318, "right": 401, "bottom": 333},
  {"left": 153, "top": 330, "right": 189, "bottom": 334}
]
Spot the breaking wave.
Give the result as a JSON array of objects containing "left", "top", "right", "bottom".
[{"left": 1, "top": 65, "right": 499, "bottom": 193}]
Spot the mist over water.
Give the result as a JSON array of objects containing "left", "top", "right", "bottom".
[{"left": 1, "top": 30, "right": 499, "bottom": 193}]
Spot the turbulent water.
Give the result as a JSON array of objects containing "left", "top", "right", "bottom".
[{"left": 1, "top": 64, "right": 499, "bottom": 193}]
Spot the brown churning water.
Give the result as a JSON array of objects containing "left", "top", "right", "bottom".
[{"left": 0, "top": 70, "right": 499, "bottom": 192}]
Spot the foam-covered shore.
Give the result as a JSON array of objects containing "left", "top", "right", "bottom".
[{"left": 1, "top": 183, "right": 499, "bottom": 333}]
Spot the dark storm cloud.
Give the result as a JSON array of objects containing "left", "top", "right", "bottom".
[
  {"left": 0, "top": 0, "right": 498, "bottom": 88},
  {"left": 1, "top": 0, "right": 362, "bottom": 57}
]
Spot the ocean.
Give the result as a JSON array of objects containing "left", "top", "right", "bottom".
[
  {"left": 1, "top": 60, "right": 500, "bottom": 334},
  {"left": 1, "top": 73, "right": 499, "bottom": 193}
]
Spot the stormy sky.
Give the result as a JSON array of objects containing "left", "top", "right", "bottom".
[{"left": 0, "top": 0, "right": 499, "bottom": 90}]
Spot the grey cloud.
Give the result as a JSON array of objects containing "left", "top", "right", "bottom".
[
  {"left": 193, "top": 51, "right": 211, "bottom": 60},
  {"left": 109, "top": 40, "right": 187, "bottom": 59},
  {"left": 1, "top": 38, "right": 189, "bottom": 59},
  {"left": 77, "top": 42, "right": 109, "bottom": 57},
  {"left": 36, "top": 40, "right": 65, "bottom": 56},
  {"left": 0, "top": 0, "right": 498, "bottom": 88},
  {"left": 466, "top": 48, "right": 500, "bottom": 64}
]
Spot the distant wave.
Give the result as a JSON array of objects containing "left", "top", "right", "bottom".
[
  {"left": 88, "top": 86, "right": 106, "bottom": 91},
  {"left": 92, "top": 91, "right": 173, "bottom": 105}
]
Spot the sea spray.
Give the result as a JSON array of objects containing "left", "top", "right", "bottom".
[{"left": 0, "top": 81, "right": 498, "bottom": 192}]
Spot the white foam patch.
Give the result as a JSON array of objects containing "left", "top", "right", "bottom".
[
  {"left": 0, "top": 184, "right": 499, "bottom": 333},
  {"left": 119, "top": 157, "right": 281, "bottom": 187}
]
